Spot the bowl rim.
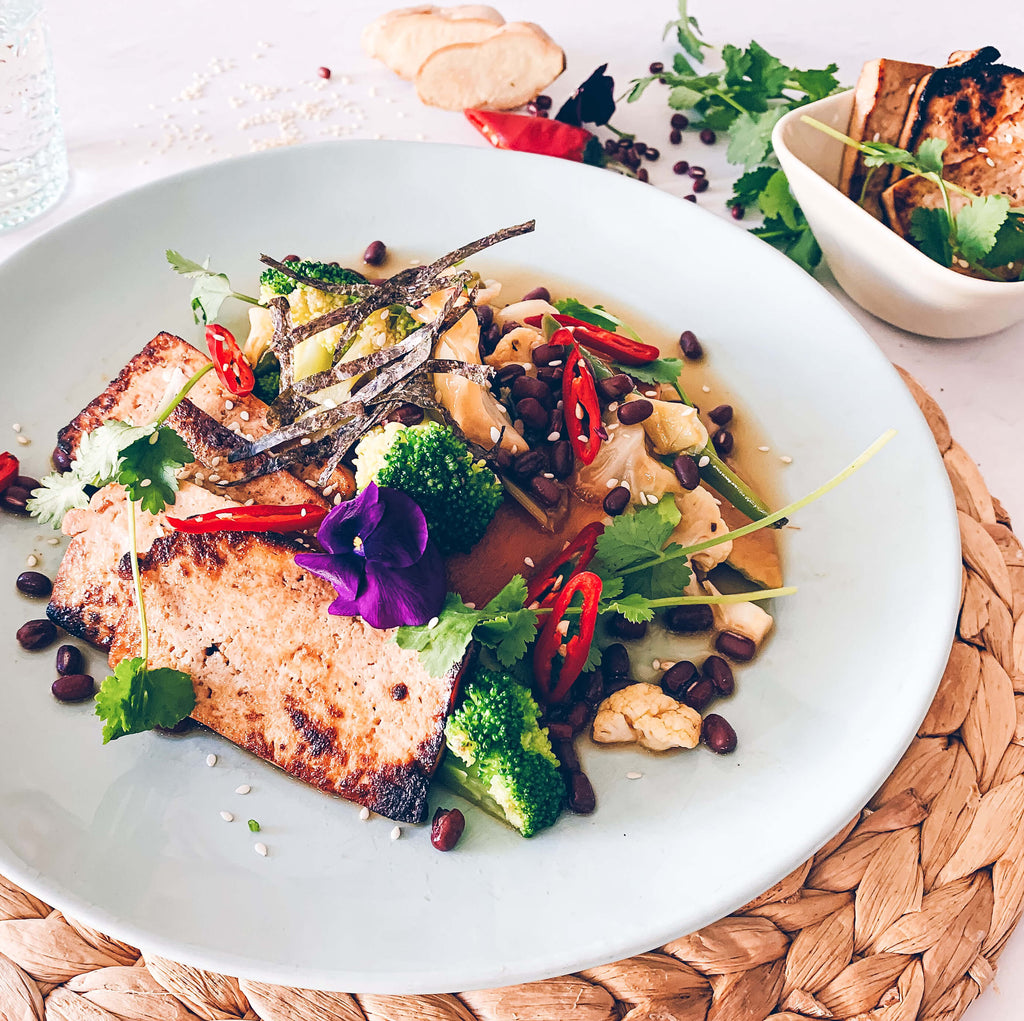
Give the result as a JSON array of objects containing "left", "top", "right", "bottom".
[{"left": 772, "top": 89, "right": 1024, "bottom": 294}]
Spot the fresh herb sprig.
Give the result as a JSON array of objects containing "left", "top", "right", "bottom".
[
  {"left": 803, "top": 118, "right": 1024, "bottom": 280},
  {"left": 628, "top": 1, "right": 842, "bottom": 271},
  {"left": 30, "top": 368, "right": 206, "bottom": 741},
  {"left": 166, "top": 250, "right": 259, "bottom": 325}
]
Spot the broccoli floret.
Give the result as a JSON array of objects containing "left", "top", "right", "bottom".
[
  {"left": 439, "top": 666, "right": 565, "bottom": 838},
  {"left": 252, "top": 350, "right": 281, "bottom": 404},
  {"left": 259, "top": 259, "right": 367, "bottom": 295},
  {"left": 355, "top": 420, "right": 503, "bottom": 556}
]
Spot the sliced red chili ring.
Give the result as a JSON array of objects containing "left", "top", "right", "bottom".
[
  {"left": 534, "top": 570, "right": 603, "bottom": 704},
  {"left": 167, "top": 503, "right": 327, "bottom": 534},
  {"left": 523, "top": 313, "right": 660, "bottom": 366},
  {"left": 560, "top": 329, "right": 603, "bottom": 467},
  {"left": 525, "top": 520, "right": 605, "bottom": 608},
  {"left": 206, "top": 324, "right": 255, "bottom": 398},
  {"left": 0, "top": 452, "right": 18, "bottom": 494}
]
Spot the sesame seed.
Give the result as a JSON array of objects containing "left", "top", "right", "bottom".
[
  {"left": 25, "top": 555, "right": 38, "bottom": 568},
  {"left": 701, "top": 385, "right": 711, "bottom": 393},
  {"left": 11, "top": 423, "right": 20, "bottom": 432},
  {"left": 235, "top": 784, "right": 251, "bottom": 795},
  {"left": 577, "top": 435, "right": 587, "bottom": 444},
  {"left": 780, "top": 455, "right": 793, "bottom": 464},
  {"left": 46, "top": 537, "right": 60, "bottom": 546},
  {"left": 543, "top": 472, "right": 554, "bottom": 479},
  {"left": 626, "top": 771, "right": 643, "bottom": 780},
  {"left": 639, "top": 492, "right": 648, "bottom": 506},
  {"left": 511, "top": 444, "right": 519, "bottom": 454},
  {"left": 648, "top": 493, "right": 659, "bottom": 503},
  {"left": 390, "top": 825, "right": 402, "bottom": 840},
  {"left": 490, "top": 426, "right": 501, "bottom": 443},
  {"left": 211, "top": 456, "right": 221, "bottom": 466},
  {"left": 220, "top": 811, "right": 234, "bottom": 822},
  {"left": 547, "top": 431, "right": 560, "bottom": 442},
  {"left": 607, "top": 478, "right": 619, "bottom": 489},
  {"left": 301, "top": 437, "right": 312, "bottom": 446},
  {"left": 254, "top": 842, "right": 268, "bottom": 857},
  {"left": 986, "top": 157, "right": 996, "bottom": 167},
  {"left": 620, "top": 479, "right": 631, "bottom": 491},
  {"left": 140, "top": 479, "right": 152, "bottom": 488},
  {"left": 206, "top": 754, "right": 218, "bottom": 767},
  {"left": 978, "top": 146, "right": 989, "bottom": 153},
  {"left": 698, "top": 455, "right": 710, "bottom": 468},
  {"left": 427, "top": 616, "right": 439, "bottom": 629},
  {"left": 549, "top": 359, "right": 563, "bottom": 367},
  {"left": 608, "top": 402, "right": 619, "bottom": 412},
  {"left": 225, "top": 401, "right": 234, "bottom": 410},
  {"left": 556, "top": 619, "right": 570, "bottom": 636},
  {"left": 652, "top": 659, "right": 661, "bottom": 670},
  {"left": 758, "top": 445, "right": 770, "bottom": 452},
  {"left": 575, "top": 403, "right": 585, "bottom": 420},
  {"left": 524, "top": 556, "right": 535, "bottom": 568},
  {"left": 16, "top": 435, "right": 30, "bottom": 446},
  {"left": 240, "top": 411, "right": 250, "bottom": 421},
  {"left": 359, "top": 806, "right": 370, "bottom": 821},
  {"left": 465, "top": 602, "right": 476, "bottom": 610}
]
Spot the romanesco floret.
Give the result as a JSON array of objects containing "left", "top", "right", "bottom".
[
  {"left": 354, "top": 420, "right": 503, "bottom": 556},
  {"left": 440, "top": 666, "right": 565, "bottom": 837}
]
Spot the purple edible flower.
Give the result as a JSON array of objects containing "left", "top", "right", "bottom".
[{"left": 294, "top": 482, "right": 445, "bottom": 629}]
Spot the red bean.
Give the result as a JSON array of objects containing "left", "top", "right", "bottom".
[
  {"left": 530, "top": 475, "right": 561, "bottom": 508},
  {"left": 699, "top": 128, "right": 716, "bottom": 144},
  {"left": 512, "top": 374, "right": 552, "bottom": 407},
  {"left": 602, "top": 643, "right": 631, "bottom": 682},
  {"left": 385, "top": 403, "right": 424, "bottom": 426},
  {"left": 670, "top": 113, "right": 689, "bottom": 129},
  {"left": 708, "top": 404, "right": 733, "bottom": 426},
  {"left": 633, "top": 141, "right": 647, "bottom": 156},
  {"left": 702, "top": 714, "right": 737, "bottom": 753},
  {"left": 692, "top": 177, "right": 709, "bottom": 194},
  {"left": 617, "top": 399, "right": 653, "bottom": 425},
  {"left": 683, "top": 676, "right": 717, "bottom": 711},
  {"left": 52, "top": 673, "right": 95, "bottom": 703},
  {"left": 512, "top": 450, "right": 545, "bottom": 479},
  {"left": 607, "top": 614, "right": 647, "bottom": 640},
  {"left": 282, "top": 254, "right": 300, "bottom": 262},
  {"left": 661, "top": 660, "right": 697, "bottom": 698},
  {"left": 494, "top": 363, "right": 526, "bottom": 387},
  {"left": 431, "top": 807, "right": 466, "bottom": 851},
  {"left": 548, "top": 441, "right": 572, "bottom": 479},
  {"left": 648, "top": 61, "right": 664, "bottom": 74},
  {"left": 603, "top": 485, "right": 631, "bottom": 516},
  {"left": 731, "top": 205, "right": 746, "bottom": 221},
  {"left": 581, "top": 671, "right": 605, "bottom": 707},
  {"left": 51, "top": 445, "right": 73, "bottom": 473},
  {"left": 716, "top": 631, "right": 756, "bottom": 661},
  {"left": 688, "top": 166, "right": 706, "bottom": 178},
  {"left": 669, "top": 129, "right": 683, "bottom": 145},
  {"left": 536, "top": 365, "right": 564, "bottom": 387},
  {"left": 17, "top": 619, "right": 57, "bottom": 650},
  {"left": 317, "top": 66, "right": 331, "bottom": 79},
  {"left": 664, "top": 604, "right": 713, "bottom": 633},
  {"left": 645, "top": 147, "right": 660, "bottom": 162},
  {"left": 713, "top": 428, "right": 734, "bottom": 455},
  {"left": 362, "top": 240, "right": 387, "bottom": 266},
  {"left": 597, "top": 373, "right": 633, "bottom": 401},
  {"left": 702, "top": 655, "right": 735, "bottom": 695},
  {"left": 16, "top": 571, "right": 52, "bottom": 597},
  {"left": 516, "top": 396, "right": 550, "bottom": 432},
  {"left": 678, "top": 330, "right": 703, "bottom": 360},
  {"left": 532, "top": 342, "right": 570, "bottom": 367},
  {"left": 566, "top": 701, "right": 590, "bottom": 735},
  {"left": 637, "top": 168, "right": 649, "bottom": 183},
  {"left": 535, "top": 94, "right": 552, "bottom": 110},
  {"left": 56, "top": 645, "right": 84, "bottom": 676},
  {"left": 567, "top": 772, "right": 596, "bottom": 814},
  {"left": 555, "top": 737, "right": 580, "bottom": 773},
  {"left": 522, "top": 286, "right": 550, "bottom": 302},
  {"left": 673, "top": 453, "right": 700, "bottom": 490},
  {"left": 684, "top": 195, "right": 697, "bottom": 203},
  {"left": 546, "top": 721, "right": 574, "bottom": 743},
  {"left": 1, "top": 485, "right": 31, "bottom": 514},
  {"left": 672, "top": 159, "right": 689, "bottom": 175}
]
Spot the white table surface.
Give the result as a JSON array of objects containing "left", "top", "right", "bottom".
[{"left": 2, "top": 0, "right": 1022, "bottom": 1011}]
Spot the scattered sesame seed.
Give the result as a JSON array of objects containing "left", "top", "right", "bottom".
[
  {"left": 780, "top": 455, "right": 793, "bottom": 464},
  {"left": 607, "top": 478, "right": 619, "bottom": 489},
  {"left": 652, "top": 659, "right": 661, "bottom": 670},
  {"left": 639, "top": 491, "right": 648, "bottom": 506},
  {"left": 139, "top": 479, "right": 152, "bottom": 487},
  {"left": 11, "top": 423, "right": 21, "bottom": 432},
  {"left": 978, "top": 146, "right": 989, "bottom": 154},
  {"left": 359, "top": 806, "right": 370, "bottom": 821},
  {"left": 549, "top": 359, "right": 563, "bottom": 367},
  {"left": 648, "top": 493, "right": 659, "bottom": 503},
  {"left": 547, "top": 431, "right": 560, "bottom": 442},
  {"left": 701, "top": 385, "right": 711, "bottom": 393},
  {"left": 986, "top": 157, "right": 996, "bottom": 167},
  {"left": 608, "top": 402, "right": 619, "bottom": 413},
  {"left": 575, "top": 403, "right": 585, "bottom": 420},
  {"left": 25, "top": 555, "right": 38, "bottom": 568},
  {"left": 301, "top": 437, "right": 312, "bottom": 446},
  {"left": 465, "top": 602, "right": 476, "bottom": 610},
  {"left": 490, "top": 426, "right": 501, "bottom": 443},
  {"left": 524, "top": 556, "right": 535, "bottom": 567},
  {"left": 254, "top": 842, "right": 268, "bottom": 857},
  {"left": 758, "top": 445, "right": 770, "bottom": 452},
  {"left": 543, "top": 472, "right": 554, "bottom": 479},
  {"left": 390, "top": 825, "right": 402, "bottom": 840},
  {"left": 620, "top": 479, "right": 631, "bottom": 491},
  {"left": 427, "top": 616, "right": 439, "bottom": 629},
  {"left": 16, "top": 435, "right": 30, "bottom": 446},
  {"left": 626, "top": 771, "right": 643, "bottom": 780},
  {"left": 206, "top": 754, "right": 218, "bottom": 767},
  {"left": 46, "top": 537, "right": 60, "bottom": 546},
  {"left": 225, "top": 401, "right": 234, "bottom": 410},
  {"left": 577, "top": 434, "right": 587, "bottom": 444},
  {"left": 698, "top": 455, "right": 710, "bottom": 468},
  {"left": 235, "top": 784, "right": 251, "bottom": 795},
  {"left": 240, "top": 411, "right": 250, "bottom": 421},
  {"left": 556, "top": 619, "right": 570, "bottom": 636},
  {"left": 220, "top": 811, "right": 234, "bottom": 822}
]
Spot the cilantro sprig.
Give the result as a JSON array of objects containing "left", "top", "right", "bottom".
[
  {"left": 629, "top": 2, "right": 842, "bottom": 272},
  {"left": 803, "top": 118, "right": 1024, "bottom": 280},
  {"left": 166, "top": 250, "right": 259, "bottom": 325}
]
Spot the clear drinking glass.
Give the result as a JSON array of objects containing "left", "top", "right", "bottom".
[{"left": 0, "top": 0, "right": 67, "bottom": 232}]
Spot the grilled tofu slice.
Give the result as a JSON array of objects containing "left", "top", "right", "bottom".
[
  {"left": 108, "top": 531, "right": 462, "bottom": 823},
  {"left": 840, "top": 57, "right": 933, "bottom": 218}
]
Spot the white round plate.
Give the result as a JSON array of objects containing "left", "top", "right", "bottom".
[{"left": 0, "top": 141, "right": 960, "bottom": 994}]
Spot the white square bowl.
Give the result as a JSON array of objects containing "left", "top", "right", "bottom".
[{"left": 772, "top": 89, "right": 1024, "bottom": 338}]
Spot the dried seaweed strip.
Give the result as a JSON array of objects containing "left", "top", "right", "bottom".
[
  {"left": 229, "top": 403, "right": 361, "bottom": 460},
  {"left": 316, "top": 406, "right": 392, "bottom": 488},
  {"left": 422, "top": 359, "right": 494, "bottom": 385},
  {"left": 258, "top": 254, "right": 378, "bottom": 297},
  {"left": 416, "top": 219, "right": 535, "bottom": 279}
]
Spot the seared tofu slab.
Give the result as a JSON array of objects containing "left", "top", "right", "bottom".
[{"left": 108, "top": 531, "right": 461, "bottom": 823}]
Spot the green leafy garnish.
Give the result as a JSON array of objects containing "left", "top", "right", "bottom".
[
  {"left": 166, "top": 249, "right": 258, "bottom": 324},
  {"left": 595, "top": 498, "right": 682, "bottom": 572},
  {"left": 616, "top": 357, "right": 685, "bottom": 387},
  {"left": 552, "top": 297, "right": 644, "bottom": 342},
  {"left": 94, "top": 656, "right": 195, "bottom": 744},
  {"left": 116, "top": 428, "right": 195, "bottom": 515}
]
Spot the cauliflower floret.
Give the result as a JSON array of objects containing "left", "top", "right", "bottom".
[
  {"left": 243, "top": 305, "right": 274, "bottom": 367},
  {"left": 633, "top": 395, "right": 708, "bottom": 456},
  {"left": 703, "top": 580, "right": 774, "bottom": 647},
  {"left": 275, "top": 285, "right": 355, "bottom": 383},
  {"left": 592, "top": 683, "right": 702, "bottom": 752},
  {"left": 352, "top": 421, "right": 406, "bottom": 491},
  {"left": 484, "top": 325, "right": 543, "bottom": 367},
  {"left": 494, "top": 298, "right": 558, "bottom": 328}
]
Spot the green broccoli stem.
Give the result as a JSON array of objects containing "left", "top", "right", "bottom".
[{"left": 435, "top": 756, "right": 511, "bottom": 828}]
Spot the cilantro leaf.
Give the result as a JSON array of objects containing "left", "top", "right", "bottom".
[
  {"left": 982, "top": 213, "right": 1024, "bottom": 272},
  {"left": 166, "top": 250, "right": 256, "bottom": 325},
  {"left": 788, "top": 65, "right": 841, "bottom": 102},
  {"left": 909, "top": 207, "right": 953, "bottom": 266},
  {"left": 668, "top": 84, "right": 704, "bottom": 111},
  {"left": 116, "top": 426, "right": 194, "bottom": 515},
  {"left": 757, "top": 170, "right": 800, "bottom": 229},
  {"left": 476, "top": 575, "right": 539, "bottom": 667},
  {"left": 741, "top": 41, "right": 791, "bottom": 101},
  {"left": 955, "top": 194, "right": 1010, "bottom": 263},
  {"left": 394, "top": 593, "right": 479, "bottom": 678},
  {"left": 650, "top": 551, "right": 693, "bottom": 598},
  {"left": 663, "top": 0, "right": 709, "bottom": 65},
  {"left": 600, "top": 592, "right": 656, "bottom": 623},
  {"left": 727, "top": 109, "right": 787, "bottom": 171},
  {"left": 596, "top": 500, "right": 682, "bottom": 572},
  {"left": 615, "top": 357, "right": 684, "bottom": 387},
  {"left": 553, "top": 297, "right": 644, "bottom": 343},
  {"left": 752, "top": 211, "right": 821, "bottom": 273},
  {"left": 915, "top": 137, "right": 947, "bottom": 175},
  {"left": 729, "top": 165, "right": 776, "bottom": 209},
  {"left": 625, "top": 75, "right": 659, "bottom": 103},
  {"left": 95, "top": 656, "right": 195, "bottom": 743},
  {"left": 26, "top": 473, "right": 91, "bottom": 528},
  {"left": 165, "top": 250, "right": 210, "bottom": 276}
]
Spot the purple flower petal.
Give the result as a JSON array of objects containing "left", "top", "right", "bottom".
[
  {"left": 358, "top": 540, "right": 446, "bottom": 629},
  {"left": 316, "top": 482, "right": 385, "bottom": 555},
  {"left": 294, "top": 551, "right": 366, "bottom": 616},
  {"left": 359, "top": 486, "right": 430, "bottom": 568}
]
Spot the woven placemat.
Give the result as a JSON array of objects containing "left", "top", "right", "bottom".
[{"left": 3, "top": 369, "right": 1023, "bottom": 1021}]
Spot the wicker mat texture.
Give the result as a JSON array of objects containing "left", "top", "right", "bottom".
[{"left": 2, "top": 369, "right": 1024, "bottom": 1021}]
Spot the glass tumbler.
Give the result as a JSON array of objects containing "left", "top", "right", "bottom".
[{"left": 0, "top": 0, "right": 67, "bottom": 232}]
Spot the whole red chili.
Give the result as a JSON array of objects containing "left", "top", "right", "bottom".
[
  {"left": 525, "top": 520, "right": 604, "bottom": 608},
  {"left": 206, "top": 324, "right": 255, "bottom": 398},
  {"left": 465, "top": 109, "right": 600, "bottom": 163},
  {"left": 0, "top": 452, "right": 18, "bottom": 495},
  {"left": 167, "top": 503, "right": 327, "bottom": 534},
  {"left": 534, "top": 570, "right": 603, "bottom": 704},
  {"left": 559, "top": 329, "right": 603, "bottom": 467},
  {"left": 524, "top": 313, "right": 659, "bottom": 366}
]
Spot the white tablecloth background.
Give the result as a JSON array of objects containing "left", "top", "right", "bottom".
[{"left": 2, "top": 0, "right": 1022, "bottom": 1012}]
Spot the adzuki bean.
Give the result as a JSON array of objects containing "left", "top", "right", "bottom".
[
  {"left": 670, "top": 113, "right": 689, "bottom": 129},
  {"left": 16, "top": 571, "right": 52, "bottom": 597},
  {"left": 555, "top": 737, "right": 580, "bottom": 773},
  {"left": 597, "top": 373, "right": 633, "bottom": 401},
  {"left": 607, "top": 613, "right": 647, "bottom": 640},
  {"left": 681, "top": 677, "right": 716, "bottom": 711},
  {"left": 1, "top": 485, "right": 31, "bottom": 514},
  {"left": 601, "top": 643, "right": 631, "bottom": 682},
  {"left": 669, "top": 129, "right": 683, "bottom": 145},
  {"left": 692, "top": 177, "right": 709, "bottom": 193},
  {"left": 673, "top": 453, "right": 700, "bottom": 490},
  {"left": 17, "top": 619, "right": 57, "bottom": 650},
  {"left": 713, "top": 428, "right": 734, "bottom": 455},
  {"left": 663, "top": 604, "right": 713, "bottom": 633},
  {"left": 431, "top": 807, "right": 466, "bottom": 851},
  {"left": 702, "top": 714, "right": 737, "bottom": 754},
  {"left": 52, "top": 673, "right": 95, "bottom": 703},
  {"left": 56, "top": 645, "right": 84, "bottom": 676},
  {"left": 515, "top": 396, "right": 549, "bottom": 432},
  {"left": 603, "top": 485, "right": 631, "bottom": 516},
  {"left": 678, "top": 330, "right": 703, "bottom": 360},
  {"left": 708, "top": 404, "right": 733, "bottom": 426},
  {"left": 530, "top": 475, "right": 561, "bottom": 508},
  {"left": 617, "top": 399, "right": 653, "bottom": 425},
  {"left": 512, "top": 450, "right": 545, "bottom": 479},
  {"left": 546, "top": 722, "right": 574, "bottom": 743},
  {"left": 660, "top": 660, "right": 698, "bottom": 698},
  {"left": 702, "top": 655, "right": 735, "bottom": 695},
  {"left": 521, "top": 285, "right": 550, "bottom": 302},
  {"left": 511, "top": 374, "right": 553, "bottom": 408},
  {"left": 494, "top": 363, "right": 526, "bottom": 387},
  {"left": 51, "top": 445, "right": 73, "bottom": 473},
  {"left": 385, "top": 403, "right": 423, "bottom": 426},
  {"left": 532, "top": 342, "right": 570, "bottom": 366},
  {"left": 567, "top": 771, "right": 597, "bottom": 814},
  {"left": 716, "top": 631, "right": 756, "bottom": 661},
  {"left": 672, "top": 159, "right": 690, "bottom": 175},
  {"left": 362, "top": 240, "right": 387, "bottom": 266},
  {"left": 566, "top": 701, "right": 590, "bottom": 735},
  {"left": 549, "top": 441, "right": 573, "bottom": 479}
]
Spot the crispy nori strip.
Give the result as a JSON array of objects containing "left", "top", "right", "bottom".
[
  {"left": 422, "top": 359, "right": 494, "bottom": 385},
  {"left": 258, "top": 254, "right": 378, "bottom": 298}
]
